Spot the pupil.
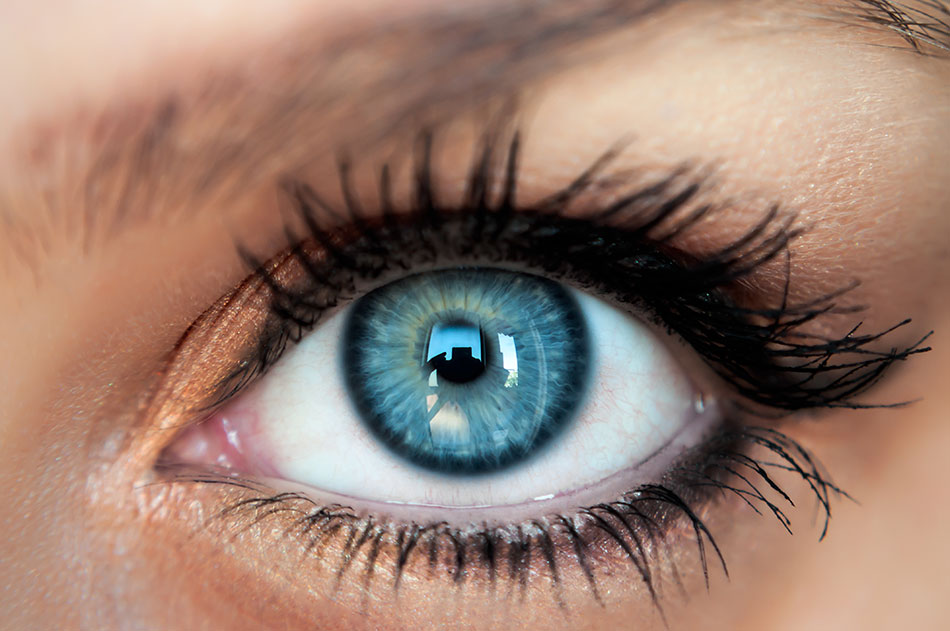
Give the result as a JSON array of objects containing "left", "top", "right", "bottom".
[
  {"left": 426, "top": 322, "right": 486, "bottom": 384},
  {"left": 430, "top": 346, "right": 485, "bottom": 383}
]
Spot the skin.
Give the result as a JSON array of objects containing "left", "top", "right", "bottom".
[{"left": 1, "top": 1, "right": 949, "bottom": 629}]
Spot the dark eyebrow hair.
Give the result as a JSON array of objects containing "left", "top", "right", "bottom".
[
  {"left": 840, "top": 0, "right": 950, "bottom": 53},
  {"left": 1, "top": 0, "right": 948, "bottom": 275}
]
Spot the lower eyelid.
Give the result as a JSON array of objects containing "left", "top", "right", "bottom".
[{"left": 146, "top": 423, "right": 839, "bottom": 623}]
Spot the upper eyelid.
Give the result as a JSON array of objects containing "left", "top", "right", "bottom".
[
  {"left": 2, "top": 1, "right": 949, "bottom": 278},
  {"left": 201, "top": 133, "right": 929, "bottom": 418}
]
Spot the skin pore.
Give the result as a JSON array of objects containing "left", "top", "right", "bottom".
[{"left": 1, "top": 1, "right": 949, "bottom": 629}]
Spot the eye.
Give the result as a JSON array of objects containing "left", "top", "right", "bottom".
[
  {"left": 149, "top": 131, "right": 926, "bottom": 610},
  {"left": 166, "top": 266, "right": 717, "bottom": 516}
]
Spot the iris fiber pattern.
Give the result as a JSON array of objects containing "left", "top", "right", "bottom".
[{"left": 342, "top": 268, "right": 590, "bottom": 474}]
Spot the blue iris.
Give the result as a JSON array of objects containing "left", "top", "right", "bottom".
[{"left": 342, "top": 268, "right": 590, "bottom": 474}]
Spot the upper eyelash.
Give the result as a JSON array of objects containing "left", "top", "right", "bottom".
[{"left": 221, "top": 127, "right": 931, "bottom": 414}]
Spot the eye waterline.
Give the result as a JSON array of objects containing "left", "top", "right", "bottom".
[{"left": 166, "top": 390, "right": 721, "bottom": 528}]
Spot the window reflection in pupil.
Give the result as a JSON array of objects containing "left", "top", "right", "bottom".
[
  {"left": 424, "top": 323, "right": 517, "bottom": 450},
  {"left": 426, "top": 321, "right": 487, "bottom": 383}
]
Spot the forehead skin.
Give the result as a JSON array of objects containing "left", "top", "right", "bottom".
[
  {"left": 0, "top": 2, "right": 948, "bottom": 630},
  {"left": 0, "top": 0, "right": 947, "bottom": 264}
]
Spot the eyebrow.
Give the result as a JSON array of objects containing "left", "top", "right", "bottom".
[
  {"left": 838, "top": 0, "right": 950, "bottom": 53},
  {"left": 0, "top": 0, "right": 681, "bottom": 271},
  {"left": 1, "top": 0, "right": 948, "bottom": 275}
]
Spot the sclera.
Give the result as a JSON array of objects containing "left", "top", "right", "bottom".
[{"left": 168, "top": 278, "right": 721, "bottom": 526}]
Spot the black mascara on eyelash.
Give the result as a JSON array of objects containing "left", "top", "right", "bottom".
[
  {"left": 166, "top": 122, "right": 929, "bottom": 612},
  {"left": 223, "top": 126, "right": 930, "bottom": 416}
]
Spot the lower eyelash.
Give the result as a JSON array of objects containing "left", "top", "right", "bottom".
[{"left": 155, "top": 426, "right": 849, "bottom": 614}]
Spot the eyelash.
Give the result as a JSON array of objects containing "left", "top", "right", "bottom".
[
  {"left": 159, "top": 125, "right": 928, "bottom": 612},
  {"left": 163, "top": 427, "right": 848, "bottom": 616},
  {"left": 219, "top": 130, "right": 929, "bottom": 413}
]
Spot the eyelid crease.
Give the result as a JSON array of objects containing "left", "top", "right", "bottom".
[{"left": 5, "top": 1, "right": 949, "bottom": 280}]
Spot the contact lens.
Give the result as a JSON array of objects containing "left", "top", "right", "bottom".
[{"left": 342, "top": 268, "right": 590, "bottom": 474}]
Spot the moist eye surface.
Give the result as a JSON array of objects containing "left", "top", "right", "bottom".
[{"left": 342, "top": 267, "right": 590, "bottom": 475}]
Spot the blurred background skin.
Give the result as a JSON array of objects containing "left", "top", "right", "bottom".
[{"left": 1, "top": 1, "right": 949, "bottom": 629}]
